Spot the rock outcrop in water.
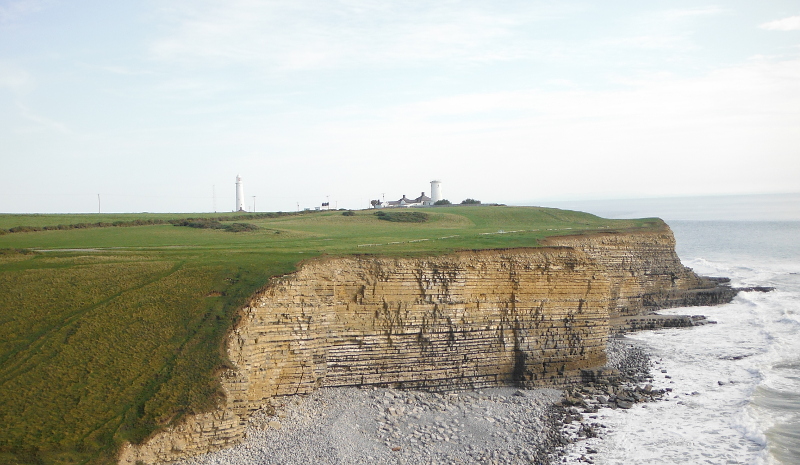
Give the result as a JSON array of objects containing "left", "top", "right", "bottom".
[{"left": 119, "top": 226, "right": 733, "bottom": 464}]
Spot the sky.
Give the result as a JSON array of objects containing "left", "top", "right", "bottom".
[
  {"left": 1, "top": 0, "right": 799, "bottom": 214},
  {"left": 543, "top": 193, "right": 800, "bottom": 221}
]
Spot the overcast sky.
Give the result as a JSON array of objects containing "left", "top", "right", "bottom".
[{"left": 1, "top": 1, "right": 799, "bottom": 213}]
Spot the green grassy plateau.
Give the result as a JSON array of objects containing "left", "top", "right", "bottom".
[{"left": 0, "top": 206, "right": 660, "bottom": 465}]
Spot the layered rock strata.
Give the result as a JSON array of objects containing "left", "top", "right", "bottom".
[
  {"left": 227, "top": 248, "right": 611, "bottom": 404},
  {"left": 541, "top": 229, "right": 716, "bottom": 317},
  {"left": 610, "top": 314, "right": 712, "bottom": 334},
  {"left": 120, "top": 227, "right": 719, "bottom": 464}
]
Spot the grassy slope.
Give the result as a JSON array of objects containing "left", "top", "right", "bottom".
[
  {"left": 0, "top": 207, "right": 660, "bottom": 465},
  {"left": 0, "top": 213, "right": 250, "bottom": 230}
]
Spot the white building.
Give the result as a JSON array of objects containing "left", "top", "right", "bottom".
[
  {"left": 235, "top": 175, "right": 245, "bottom": 212},
  {"left": 372, "top": 191, "right": 435, "bottom": 208},
  {"left": 370, "top": 181, "right": 441, "bottom": 208},
  {"left": 430, "top": 180, "right": 442, "bottom": 203}
]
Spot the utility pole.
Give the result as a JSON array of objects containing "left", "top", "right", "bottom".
[
  {"left": 213, "top": 185, "right": 216, "bottom": 213},
  {"left": 252, "top": 196, "right": 256, "bottom": 213},
  {"left": 326, "top": 195, "right": 330, "bottom": 210},
  {"left": 97, "top": 194, "right": 101, "bottom": 214}
]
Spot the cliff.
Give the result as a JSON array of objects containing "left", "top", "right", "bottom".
[
  {"left": 119, "top": 226, "right": 719, "bottom": 464},
  {"left": 542, "top": 229, "right": 736, "bottom": 316}
]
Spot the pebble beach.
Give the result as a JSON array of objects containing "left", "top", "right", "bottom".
[{"left": 177, "top": 338, "right": 656, "bottom": 465}]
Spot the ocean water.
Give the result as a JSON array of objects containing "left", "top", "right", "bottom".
[{"left": 566, "top": 221, "right": 800, "bottom": 464}]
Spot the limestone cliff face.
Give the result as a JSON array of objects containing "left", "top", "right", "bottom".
[
  {"left": 542, "top": 228, "right": 706, "bottom": 317},
  {"left": 119, "top": 227, "right": 706, "bottom": 464},
  {"left": 226, "top": 248, "right": 610, "bottom": 407}
]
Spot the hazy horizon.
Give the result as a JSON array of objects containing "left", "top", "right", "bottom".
[
  {"left": 2, "top": 2, "right": 799, "bottom": 213},
  {"left": 2, "top": 192, "right": 799, "bottom": 223},
  {"left": 533, "top": 192, "right": 800, "bottom": 221}
]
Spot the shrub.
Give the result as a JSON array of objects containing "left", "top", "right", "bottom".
[
  {"left": 374, "top": 211, "right": 429, "bottom": 223},
  {"left": 460, "top": 198, "right": 481, "bottom": 205},
  {"left": 171, "top": 220, "right": 258, "bottom": 232},
  {"left": 8, "top": 225, "right": 43, "bottom": 233},
  {"left": 342, "top": 211, "right": 355, "bottom": 217},
  {"left": 225, "top": 223, "right": 259, "bottom": 232},
  {"left": 173, "top": 219, "right": 226, "bottom": 229},
  {"left": 0, "top": 247, "right": 36, "bottom": 255},
  {"left": 433, "top": 199, "right": 451, "bottom": 205},
  {"left": 0, "top": 212, "right": 313, "bottom": 236}
]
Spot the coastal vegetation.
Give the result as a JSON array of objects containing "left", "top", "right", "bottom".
[
  {"left": 373, "top": 210, "right": 430, "bottom": 223},
  {"left": 0, "top": 212, "right": 303, "bottom": 235},
  {"left": 171, "top": 219, "right": 260, "bottom": 232},
  {"left": 0, "top": 206, "right": 660, "bottom": 465}
]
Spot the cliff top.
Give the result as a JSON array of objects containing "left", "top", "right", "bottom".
[{"left": 0, "top": 206, "right": 663, "bottom": 254}]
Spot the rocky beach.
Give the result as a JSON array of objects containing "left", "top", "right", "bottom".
[{"left": 175, "top": 337, "right": 661, "bottom": 465}]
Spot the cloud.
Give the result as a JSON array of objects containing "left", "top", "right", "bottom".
[
  {"left": 0, "top": 0, "right": 45, "bottom": 23},
  {"left": 17, "top": 103, "right": 73, "bottom": 135},
  {"left": 597, "top": 34, "right": 692, "bottom": 51},
  {"left": 303, "top": 55, "right": 800, "bottom": 201},
  {"left": 760, "top": 15, "right": 800, "bottom": 31},
  {"left": 94, "top": 65, "right": 154, "bottom": 76},
  {"left": 371, "top": 56, "right": 799, "bottom": 124},
  {"left": 0, "top": 61, "right": 32, "bottom": 92},
  {"left": 148, "top": 1, "right": 570, "bottom": 70},
  {"left": 660, "top": 7, "right": 725, "bottom": 20}
]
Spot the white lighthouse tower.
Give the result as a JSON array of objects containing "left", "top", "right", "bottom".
[
  {"left": 235, "top": 175, "right": 245, "bottom": 212},
  {"left": 430, "top": 180, "right": 442, "bottom": 204}
]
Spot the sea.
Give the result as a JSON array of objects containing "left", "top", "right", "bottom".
[{"left": 564, "top": 221, "right": 800, "bottom": 464}]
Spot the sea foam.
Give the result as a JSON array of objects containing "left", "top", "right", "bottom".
[{"left": 565, "top": 221, "right": 800, "bottom": 464}]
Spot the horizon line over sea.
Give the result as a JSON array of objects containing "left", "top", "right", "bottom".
[{"left": 528, "top": 192, "right": 800, "bottom": 222}]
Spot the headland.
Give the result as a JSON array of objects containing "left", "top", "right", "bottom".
[{"left": 0, "top": 207, "right": 736, "bottom": 465}]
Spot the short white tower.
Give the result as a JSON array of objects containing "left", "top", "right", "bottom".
[
  {"left": 430, "top": 180, "right": 442, "bottom": 203},
  {"left": 235, "top": 175, "right": 245, "bottom": 212}
]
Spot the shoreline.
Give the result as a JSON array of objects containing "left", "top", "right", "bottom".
[
  {"left": 177, "top": 386, "right": 565, "bottom": 465},
  {"left": 172, "top": 337, "right": 661, "bottom": 465},
  {"left": 555, "top": 336, "right": 664, "bottom": 464}
]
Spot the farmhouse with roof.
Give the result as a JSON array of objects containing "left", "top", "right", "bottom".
[{"left": 371, "top": 180, "right": 442, "bottom": 209}]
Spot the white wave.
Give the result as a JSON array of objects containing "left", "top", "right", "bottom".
[{"left": 568, "top": 222, "right": 800, "bottom": 464}]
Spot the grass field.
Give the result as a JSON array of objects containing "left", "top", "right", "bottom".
[{"left": 0, "top": 206, "right": 660, "bottom": 465}]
